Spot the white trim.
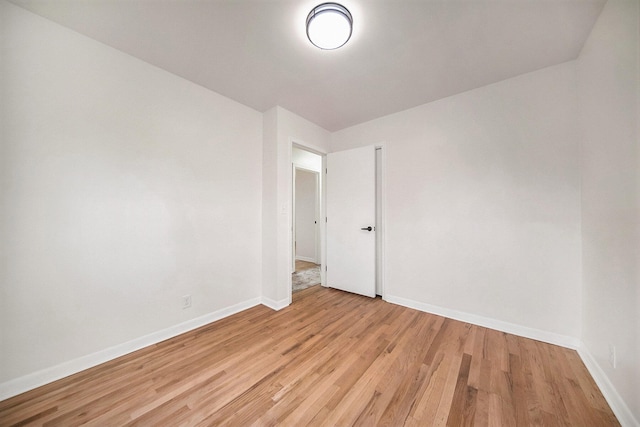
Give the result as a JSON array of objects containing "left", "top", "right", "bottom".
[
  {"left": 293, "top": 164, "right": 321, "bottom": 174},
  {"left": 577, "top": 344, "right": 640, "bottom": 427},
  {"left": 384, "top": 294, "right": 580, "bottom": 349},
  {"left": 261, "top": 296, "right": 290, "bottom": 311},
  {"left": 0, "top": 297, "right": 262, "bottom": 401},
  {"left": 295, "top": 256, "right": 316, "bottom": 263},
  {"left": 375, "top": 144, "right": 387, "bottom": 299},
  {"left": 292, "top": 164, "right": 297, "bottom": 274}
]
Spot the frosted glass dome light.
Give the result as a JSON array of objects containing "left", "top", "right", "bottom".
[{"left": 306, "top": 3, "right": 353, "bottom": 50}]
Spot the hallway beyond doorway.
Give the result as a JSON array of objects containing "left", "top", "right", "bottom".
[{"left": 292, "top": 260, "right": 320, "bottom": 292}]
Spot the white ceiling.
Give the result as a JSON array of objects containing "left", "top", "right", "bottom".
[{"left": 10, "top": 0, "right": 606, "bottom": 131}]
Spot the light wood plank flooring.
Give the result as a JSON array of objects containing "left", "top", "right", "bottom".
[
  {"left": 0, "top": 286, "right": 619, "bottom": 426},
  {"left": 295, "top": 259, "right": 318, "bottom": 272}
]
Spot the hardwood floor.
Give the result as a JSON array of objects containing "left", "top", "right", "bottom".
[
  {"left": 0, "top": 286, "right": 619, "bottom": 426},
  {"left": 295, "top": 259, "right": 318, "bottom": 272}
]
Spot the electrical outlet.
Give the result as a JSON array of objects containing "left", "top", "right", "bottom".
[
  {"left": 182, "top": 294, "right": 192, "bottom": 309},
  {"left": 608, "top": 344, "right": 616, "bottom": 369}
]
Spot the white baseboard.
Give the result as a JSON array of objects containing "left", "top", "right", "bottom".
[
  {"left": 577, "top": 344, "right": 639, "bottom": 427},
  {"left": 261, "top": 296, "right": 290, "bottom": 311},
  {"left": 295, "top": 256, "right": 317, "bottom": 263},
  {"left": 0, "top": 297, "right": 262, "bottom": 402},
  {"left": 384, "top": 294, "right": 580, "bottom": 349}
]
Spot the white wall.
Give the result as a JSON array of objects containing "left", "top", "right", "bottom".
[
  {"left": 331, "top": 62, "right": 583, "bottom": 341},
  {"left": 577, "top": 0, "right": 640, "bottom": 423},
  {"left": 261, "top": 108, "right": 280, "bottom": 307},
  {"left": 262, "top": 107, "right": 329, "bottom": 307},
  {"left": 1, "top": 0, "right": 263, "bottom": 389},
  {"left": 292, "top": 147, "right": 322, "bottom": 172}
]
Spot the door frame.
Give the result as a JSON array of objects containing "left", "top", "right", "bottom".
[
  {"left": 289, "top": 142, "right": 327, "bottom": 303},
  {"left": 375, "top": 145, "right": 386, "bottom": 297},
  {"left": 287, "top": 140, "right": 386, "bottom": 304}
]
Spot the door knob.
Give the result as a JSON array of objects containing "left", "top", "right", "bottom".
[{"left": 361, "top": 226, "right": 373, "bottom": 231}]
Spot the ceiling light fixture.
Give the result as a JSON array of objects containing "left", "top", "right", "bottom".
[{"left": 306, "top": 3, "right": 353, "bottom": 50}]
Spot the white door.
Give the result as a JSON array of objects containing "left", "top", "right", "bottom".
[{"left": 326, "top": 145, "right": 376, "bottom": 297}]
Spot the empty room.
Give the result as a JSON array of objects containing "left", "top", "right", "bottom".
[{"left": 1, "top": 0, "right": 638, "bottom": 425}]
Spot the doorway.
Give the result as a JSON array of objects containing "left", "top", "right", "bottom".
[
  {"left": 288, "top": 143, "right": 384, "bottom": 302},
  {"left": 292, "top": 147, "right": 323, "bottom": 293}
]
